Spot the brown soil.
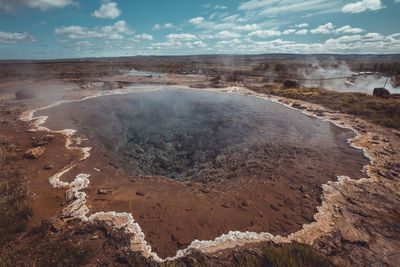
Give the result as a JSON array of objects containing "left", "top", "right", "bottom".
[
  {"left": 0, "top": 120, "right": 80, "bottom": 226},
  {"left": 33, "top": 88, "right": 368, "bottom": 258}
]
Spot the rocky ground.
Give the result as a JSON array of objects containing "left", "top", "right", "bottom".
[{"left": 1, "top": 73, "right": 400, "bottom": 266}]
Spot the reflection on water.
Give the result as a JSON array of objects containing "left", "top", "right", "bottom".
[{"left": 38, "top": 88, "right": 367, "bottom": 182}]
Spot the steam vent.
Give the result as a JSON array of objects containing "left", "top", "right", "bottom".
[{"left": 36, "top": 88, "right": 369, "bottom": 258}]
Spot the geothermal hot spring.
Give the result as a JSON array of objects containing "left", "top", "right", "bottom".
[{"left": 37, "top": 87, "right": 369, "bottom": 257}]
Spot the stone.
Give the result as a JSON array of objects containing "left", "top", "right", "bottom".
[
  {"left": 292, "top": 103, "right": 306, "bottom": 110},
  {"left": 44, "top": 162, "right": 55, "bottom": 170},
  {"left": 373, "top": 87, "right": 391, "bottom": 98},
  {"left": 270, "top": 204, "right": 280, "bottom": 211},
  {"left": 283, "top": 80, "right": 300, "bottom": 88},
  {"left": 24, "top": 147, "right": 45, "bottom": 159},
  {"left": 32, "top": 140, "right": 49, "bottom": 147},
  {"left": 98, "top": 189, "right": 111, "bottom": 195},
  {"left": 25, "top": 129, "right": 37, "bottom": 133},
  {"left": 42, "top": 134, "right": 56, "bottom": 141},
  {"left": 136, "top": 191, "right": 145, "bottom": 196},
  {"left": 32, "top": 135, "right": 56, "bottom": 147},
  {"left": 340, "top": 224, "right": 369, "bottom": 244}
]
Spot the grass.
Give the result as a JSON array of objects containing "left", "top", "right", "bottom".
[
  {"left": 0, "top": 139, "right": 32, "bottom": 246},
  {"left": 1, "top": 229, "right": 93, "bottom": 267},
  {"left": 252, "top": 86, "right": 400, "bottom": 129},
  {"left": 233, "top": 243, "right": 335, "bottom": 267},
  {"left": 0, "top": 138, "right": 93, "bottom": 267}
]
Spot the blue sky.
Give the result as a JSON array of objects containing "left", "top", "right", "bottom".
[{"left": 0, "top": 0, "right": 399, "bottom": 59}]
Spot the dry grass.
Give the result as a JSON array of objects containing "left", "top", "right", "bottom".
[
  {"left": 0, "top": 139, "right": 32, "bottom": 246},
  {"left": 233, "top": 243, "right": 335, "bottom": 267},
  {"left": 252, "top": 86, "right": 400, "bottom": 129}
]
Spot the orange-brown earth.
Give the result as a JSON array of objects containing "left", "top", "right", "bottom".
[
  {"left": 2, "top": 74, "right": 399, "bottom": 265},
  {"left": 33, "top": 87, "right": 368, "bottom": 258}
]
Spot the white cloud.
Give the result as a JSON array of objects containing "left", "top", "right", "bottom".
[
  {"left": 335, "top": 25, "right": 364, "bottom": 34},
  {"left": 72, "top": 41, "right": 94, "bottom": 50},
  {"left": 166, "top": 33, "right": 197, "bottom": 41},
  {"left": 92, "top": 1, "right": 121, "bottom": 19},
  {"left": 189, "top": 17, "right": 204, "bottom": 25},
  {"left": 131, "top": 33, "right": 153, "bottom": 42},
  {"left": 342, "top": 0, "right": 383, "bottom": 13},
  {"left": 215, "top": 5, "right": 227, "bottom": 9},
  {"left": 55, "top": 20, "right": 134, "bottom": 40},
  {"left": 150, "top": 41, "right": 182, "bottom": 50},
  {"left": 0, "top": 31, "right": 37, "bottom": 43},
  {"left": 163, "top": 23, "right": 175, "bottom": 29},
  {"left": 185, "top": 40, "right": 208, "bottom": 48},
  {"left": 310, "top": 22, "right": 334, "bottom": 34},
  {"left": 295, "top": 23, "right": 309, "bottom": 28},
  {"left": 296, "top": 29, "right": 308, "bottom": 35},
  {"left": 282, "top": 29, "right": 296, "bottom": 35},
  {"left": 221, "top": 14, "right": 240, "bottom": 22},
  {"left": 152, "top": 23, "right": 176, "bottom": 30},
  {"left": 238, "top": 0, "right": 339, "bottom": 18},
  {"left": 248, "top": 29, "right": 281, "bottom": 38},
  {"left": 233, "top": 24, "right": 260, "bottom": 31},
  {"left": 216, "top": 39, "right": 242, "bottom": 46},
  {"left": 215, "top": 31, "right": 241, "bottom": 39},
  {"left": 0, "top": 0, "right": 75, "bottom": 12},
  {"left": 364, "top": 32, "right": 383, "bottom": 40}
]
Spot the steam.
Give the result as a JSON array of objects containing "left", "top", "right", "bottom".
[{"left": 299, "top": 59, "right": 400, "bottom": 94}]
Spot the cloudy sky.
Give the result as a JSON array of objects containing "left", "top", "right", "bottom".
[{"left": 0, "top": 0, "right": 399, "bottom": 59}]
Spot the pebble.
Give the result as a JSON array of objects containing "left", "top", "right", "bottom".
[
  {"left": 44, "top": 162, "right": 55, "bottom": 170},
  {"left": 136, "top": 191, "right": 145, "bottom": 196}
]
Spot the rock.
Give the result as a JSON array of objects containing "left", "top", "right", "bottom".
[
  {"left": 242, "top": 200, "right": 252, "bottom": 207},
  {"left": 270, "top": 204, "right": 280, "bottom": 211},
  {"left": 44, "top": 162, "right": 55, "bottom": 170},
  {"left": 283, "top": 80, "right": 300, "bottom": 88},
  {"left": 373, "top": 87, "right": 390, "bottom": 98},
  {"left": 304, "top": 193, "right": 311, "bottom": 199},
  {"left": 25, "top": 129, "right": 37, "bottom": 133},
  {"left": 24, "top": 147, "right": 45, "bottom": 159},
  {"left": 372, "top": 136, "right": 380, "bottom": 140},
  {"left": 98, "top": 189, "right": 112, "bottom": 195},
  {"left": 32, "top": 135, "right": 56, "bottom": 147},
  {"left": 62, "top": 217, "right": 74, "bottom": 223},
  {"left": 91, "top": 235, "right": 99, "bottom": 240},
  {"left": 32, "top": 140, "right": 49, "bottom": 147},
  {"left": 136, "top": 191, "right": 145, "bottom": 196},
  {"left": 292, "top": 103, "right": 306, "bottom": 110},
  {"left": 42, "top": 134, "right": 56, "bottom": 141},
  {"left": 340, "top": 224, "right": 369, "bottom": 244}
]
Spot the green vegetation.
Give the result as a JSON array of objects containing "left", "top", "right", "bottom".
[
  {"left": 234, "top": 243, "right": 335, "bottom": 267},
  {"left": 253, "top": 86, "right": 400, "bottom": 129}
]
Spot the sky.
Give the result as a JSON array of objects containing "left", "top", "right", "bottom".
[{"left": 0, "top": 0, "right": 400, "bottom": 59}]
